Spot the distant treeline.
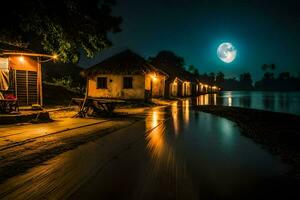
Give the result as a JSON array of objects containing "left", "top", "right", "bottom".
[
  {"left": 149, "top": 51, "right": 300, "bottom": 92},
  {"left": 189, "top": 64, "right": 300, "bottom": 91}
]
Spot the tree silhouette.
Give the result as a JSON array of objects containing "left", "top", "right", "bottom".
[
  {"left": 263, "top": 72, "right": 274, "bottom": 80},
  {"left": 239, "top": 73, "right": 253, "bottom": 89},
  {"left": 188, "top": 65, "right": 195, "bottom": 73},
  {"left": 261, "top": 64, "right": 276, "bottom": 71},
  {"left": 216, "top": 72, "right": 225, "bottom": 84},
  {"left": 193, "top": 68, "right": 200, "bottom": 77},
  {"left": 208, "top": 72, "right": 215, "bottom": 84},
  {"left": 149, "top": 51, "right": 185, "bottom": 70},
  {"left": 0, "top": 0, "right": 122, "bottom": 63},
  {"left": 270, "top": 64, "right": 276, "bottom": 71},
  {"left": 278, "top": 72, "right": 290, "bottom": 80},
  {"left": 262, "top": 64, "right": 268, "bottom": 71}
]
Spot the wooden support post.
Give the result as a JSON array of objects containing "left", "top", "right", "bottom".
[{"left": 37, "top": 58, "right": 43, "bottom": 106}]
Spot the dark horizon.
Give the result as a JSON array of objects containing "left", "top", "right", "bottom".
[{"left": 80, "top": 0, "right": 300, "bottom": 81}]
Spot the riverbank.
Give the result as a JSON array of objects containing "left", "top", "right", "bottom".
[
  {"left": 193, "top": 105, "right": 300, "bottom": 177},
  {"left": 0, "top": 98, "right": 176, "bottom": 183}
]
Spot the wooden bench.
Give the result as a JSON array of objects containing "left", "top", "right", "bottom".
[{"left": 70, "top": 98, "right": 125, "bottom": 118}]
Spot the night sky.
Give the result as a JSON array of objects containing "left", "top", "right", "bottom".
[{"left": 81, "top": 0, "right": 300, "bottom": 81}]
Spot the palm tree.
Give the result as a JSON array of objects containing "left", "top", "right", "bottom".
[
  {"left": 270, "top": 64, "right": 276, "bottom": 71},
  {"left": 261, "top": 64, "right": 268, "bottom": 71}
]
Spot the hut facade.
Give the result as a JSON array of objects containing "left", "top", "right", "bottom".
[
  {"left": 168, "top": 77, "right": 182, "bottom": 97},
  {"left": 0, "top": 53, "right": 42, "bottom": 106},
  {"left": 84, "top": 50, "right": 167, "bottom": 100},
  {"left": 149, "top": 62, "right": 197, "bottom": 98}
]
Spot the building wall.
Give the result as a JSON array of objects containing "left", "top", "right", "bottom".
[
  {"left": 145, "top": 73, "right": 165, "bottom": 98},
  {"left": 88, "top": 74, "right": 146, "bottom": 99},
  {"left": 182, "top": 82, "right": 191, "bottom": 96},
  {"left": 9, "top": 56, "right": 38, "bottom": 72},
  {"left": 4, "top": 56, "right": 42, "bottom": 106},
  {"left": 169, "top": 82, "right": 178, "bottom": 97}
]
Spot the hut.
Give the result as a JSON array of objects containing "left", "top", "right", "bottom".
[
  {"left": 0, "top": 46, "right": 43, "bottom": 106},
  {"left": 168, "top": 77, "right": 183, "bottom": 97},
  {"left": 83, "top": 50, "right": 167, "bottom": 100},
  {"left": 0, "top": 43, "right": 58, "bottom": 108},
  {"left": 149, "top": 61, "right": 197, "bottom": 98}
]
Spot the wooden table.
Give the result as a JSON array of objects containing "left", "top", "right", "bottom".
[
  {"left": 70, "top": 98, "right": 126, "bottom": 117},
  {"left": 0, "top": 99, "right": 19, "bottom": 114}
]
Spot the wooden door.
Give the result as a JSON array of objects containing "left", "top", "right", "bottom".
[{"left": 16, "top": 70, "right": 38, "bottom": 106}]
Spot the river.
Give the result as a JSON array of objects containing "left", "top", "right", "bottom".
[
  {"left": 196, "top": 91, "right": 300, "bottom": 115},
  {"left": 0, "top": 100, "right": 297, "bottom": 200},
  {"left": 70, "top": 102, "right": 294, "bottom": 199}
]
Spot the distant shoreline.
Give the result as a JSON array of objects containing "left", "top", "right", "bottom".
[{"left": 193, "top": 105, "right": 300, "bottom": 178}]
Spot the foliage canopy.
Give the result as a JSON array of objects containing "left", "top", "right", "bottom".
[{"left": 0, "top": 0, "right": 122, "bottom": 63}]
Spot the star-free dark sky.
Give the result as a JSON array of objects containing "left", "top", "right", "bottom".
[{"left": 82, "top": 0, "right": 300, "bottom": 81}]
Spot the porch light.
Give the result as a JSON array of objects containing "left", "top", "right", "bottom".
[
  {"left": 52, "top": 54, "right": 58, "bottom": 60},
  {"left": 151, "top": 74, "right": 157, "bottom": 81},
  {"left": 19, "top": 56, "right": 24, "bottom": 63}
]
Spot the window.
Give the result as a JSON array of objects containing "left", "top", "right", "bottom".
[
  {"left": 97, "top": 77, "right": 107, "bottom": 89},
  {"left": 123, "top": 77, "right": 133, "bottom": 89}
]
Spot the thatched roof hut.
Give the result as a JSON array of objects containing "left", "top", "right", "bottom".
[{"left": 84, "top": 49, "right": 167, "bottom": 77}]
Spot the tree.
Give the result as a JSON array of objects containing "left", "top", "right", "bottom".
[
  {"left": 193, "top": 68, "right": 200, "bottom": 77},
  {"left": 278, "top": 72, "right": 290, "bottom": 80},
  {"left": 201, "top": 73, "right": 209, "bottom": 83},
  {"left": 216, "top": 72, "right": 225, "bottom": 84},
  {"left": 263, "top": 72, "right": 274, "bottom": 80},
  {"left": 0, "top": 0, "right": 122, "bottom": 63},
  {"left": 149, "top": 50, "right": 185, "bottom": 70},
  {"left": 188, "top": 65, "right": 195, "bottom": 73},
  {"left": 270, "top": 63, "right": 276, "bottom": 71},
  {"left": 261, "top": 64, "right": 268, "bottom": 71},
  {"left": 239, "top": 73, "right": 253, "bottom": 88},
  {"left": 261, "top": 64, "right": 276, "bottom": 72},
  {"left": 208, "top": 72, "right": 215, "bottom": 84}
]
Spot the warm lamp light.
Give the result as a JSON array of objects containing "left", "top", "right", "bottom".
[
  {"left": 151, "top": 74, "right": 157, "bottom": 81},
  {"left": 19, "top": 56, "right": 24, "bottom": 63},
  {"left": 52, "top": 54, "right": 58, "bottom": 60}
]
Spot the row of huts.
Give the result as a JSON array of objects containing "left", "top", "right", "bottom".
[
  {"left": 0, "top": 48, "right": 219, "bottom": 107},
  {"left": 83, "top": 49, "right": 220, "bottom": 100}
]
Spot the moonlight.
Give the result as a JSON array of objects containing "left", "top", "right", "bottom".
[{"left": 217, "top": 42, "right": 237, "bottom": 63}]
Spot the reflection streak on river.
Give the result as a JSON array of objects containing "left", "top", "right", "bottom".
[
  {"left": 0, "top": 98, "right": 295, "bottom": 200},
  {"left": 142, "top": 100, "right": 291, "bottom": 199},
  {"left": 198, "top": 91, "right": 300, "bottom": 115}
]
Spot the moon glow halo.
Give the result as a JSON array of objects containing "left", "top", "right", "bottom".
[{"left": 217, "top": 42, "right": 237, "bottom": 63}]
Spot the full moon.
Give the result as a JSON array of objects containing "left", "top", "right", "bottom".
[{"left": 217, "top": 42, "right": 237, "bottom": 63}]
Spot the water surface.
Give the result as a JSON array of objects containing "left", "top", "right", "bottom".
[
  {"left": 71, "top": 102, "right": 293, "bottom": 199},
  {"left": 0, "top": 101, "right": 296, "bottom": 200},
  {"left": 141, "top": 102, "right": 292, "bottom": 199},
  {"left": 196, "top": 91, "right": 300, "bottom": 115}
]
